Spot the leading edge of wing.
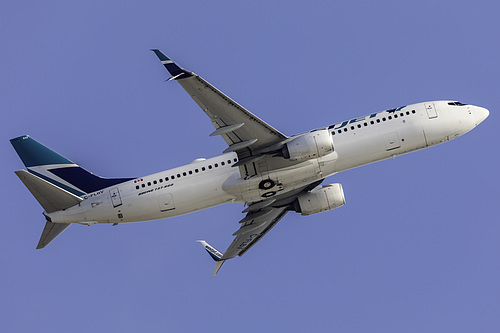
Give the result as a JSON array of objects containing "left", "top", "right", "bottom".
[{"left": 150, "top": 50, "right": 288, "bottom": 154}]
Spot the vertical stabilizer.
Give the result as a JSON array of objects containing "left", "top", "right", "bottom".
[{"left": 10, "top": 135, "right": 133, "bottom": 196}]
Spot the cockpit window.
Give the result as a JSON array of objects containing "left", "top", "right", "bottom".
[{"left": 448, "top": 101, "right": 468, "bottom": 106}]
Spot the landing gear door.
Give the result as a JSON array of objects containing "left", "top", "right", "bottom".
[
  {"left": 425, "top": 102, "right": 437, "bottom": 119},
  {"left": 109, "top": 188, "right": 122, "bottom": 208}
]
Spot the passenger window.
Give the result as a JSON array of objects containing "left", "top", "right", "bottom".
[
  {"left": 136, "top": 185, "right": 139, "bottom": 190},
  {"left": 412, "top": 110, "right": 416, "bottom": 114},
  {"left": 202, "top": 167, "right": 206, "bottom": 171},
  {"left": 370, "top": 121, "right": 374, "bottom": 125},
  {"left": 376, "top": 119, "right": 380, "bottom": 123},
  {"left": 171, "top": 175, "right": 175, "bottom": 179},
  {"left": 142, "top": 184, "right": 145, "bottom": 188},
  {"left": 343, "top": 128, "right": 348, "bottom": 132},
  {"left": 400, "top": 113, "right": 404, "bottom": 117},
  {"left": 233, "top": 158, "right": 237, "bottom": 162},
  {"left": 208, "top": 165, "right": 212, "bottom": 169},
  {"left": 165, "top": 177, "right": 169, "bottom": 181},
  {"left": 350, "top": 126, "right": 354, "bottom": 130},
  {"left": 382, "top": 117, "right": 386, "bottom": 121},
  {"left": 388, "top": 116, "right": 392, "bottom": 120},
  {"left": 195, "top": 169, "right": 199, "bottom": 173},
  {"left": 159, "top": 179, "right": 163, "bottom": 183},
  {"left": 189, "top": 170, "right": 193, "bottom": 175},
  {"left": 177, "top": 174, "right": 181, "bottom": 178},
  {"left": 357, "top": 124, "right": 361, "bottom": 128},
  {"left": 406, "top": 111, "right": 410, "bottom": 115},
  {"left": 148, "top": 182, "right": 151, "bottom": 186},
  {"left": 337, "top": 130, "right": 342, "bottom": 134},
  {"left": 215, "top": 163, "right": 218, "bottom": 167},
  {"left": 153, "top": 180, "right": 157, "bottom": 185},
  {"left": 221, "top": 161, "right": 225, "bottom": 166},
  {"left": 183, "top": 172, "right": 187, "bottom": 176}
]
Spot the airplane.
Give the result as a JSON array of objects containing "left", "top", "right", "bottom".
[{"left": 11, "top": 50, "right": 489, "bottom": 276}]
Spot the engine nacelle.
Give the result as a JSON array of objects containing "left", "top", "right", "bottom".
[
  {"left": 295, "top": 183, "right": 345, "bottom": 216},
  {"left": 282, "top": 129, "right": 334, "bottom": 161}
]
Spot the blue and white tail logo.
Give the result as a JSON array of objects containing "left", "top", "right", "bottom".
[{"left": 11, "top": 135, "right": 132, "bottom": 197}]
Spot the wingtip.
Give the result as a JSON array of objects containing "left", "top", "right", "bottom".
[
  {"left": 150, "top": 49, "right": 171, "bottom": 62},
  {"left": 197, "top": 240, "right": 223, "bottom": 262},
  {"left": 212, "top": 260, "right": 225, "bottom": 277}
]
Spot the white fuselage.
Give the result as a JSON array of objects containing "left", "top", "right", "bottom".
[{"left": 47, "top": 101, "right": 488, "bottom": 225}]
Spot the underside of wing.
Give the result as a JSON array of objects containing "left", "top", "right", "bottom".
[
  {"left": 151, "top": 50, "right": 293, "bottom": 176},
  {"left": 223, "top": 206, "right": 289, "bottom": 260},
  {"left": 199, "top": 180, "right": 325, "bottom": 276},
  {"left": 176, "top": 74, "right": 287, "bottom": 152},
  {"left": 152, "top": 50, "right": 287, "bottom": 150}
]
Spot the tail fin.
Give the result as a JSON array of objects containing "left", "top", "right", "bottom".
[
  {"left": 10, "top": 135, "right": 133, "bottom": 196},
  {"left": 11, "top": 135, "right": 134, "bottom": 249}
]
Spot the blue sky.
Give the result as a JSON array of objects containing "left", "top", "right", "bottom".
[{"left": 1, "top": 1, "right": 498, "bottom": 332}]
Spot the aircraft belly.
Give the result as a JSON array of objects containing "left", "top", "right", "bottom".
[{"left": 222, "top": 159, "right": 331, "bottom": 203}]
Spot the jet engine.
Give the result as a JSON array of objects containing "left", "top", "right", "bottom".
[
  {"left": 294, "top": 183, "right": 345, "bottom": 215},
  {"left": 282, "top": 129, "right": 334, "bottom": 161}
]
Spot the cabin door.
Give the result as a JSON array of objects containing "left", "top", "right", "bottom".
[
  {"left": 109, "top": 188, "right": 122, "bottom": 208},
  {"left": 425, "top": 102, "right": 438, "bottom": 119}
]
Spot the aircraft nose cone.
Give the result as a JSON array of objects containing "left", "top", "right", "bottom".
[{"left": 475, "top": 106, "right": 489, "bottom": 125}]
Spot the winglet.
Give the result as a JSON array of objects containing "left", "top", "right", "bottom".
[
  {"left": 197, "top": 240, "right": 223, "bottom": 261},
  {"left": 151, "top": 49, "right": 193, "bottom": 80},
  {"left": 213, "top": 260, "right": 225, "bottom": 277},
  {"left": 197, "top": 240, "right": 226, "bottom": 276}
]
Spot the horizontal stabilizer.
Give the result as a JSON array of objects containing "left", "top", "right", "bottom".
[
  {"left": 15, "top": 170, "right": 82, "bottom": 213},
  {"left": 37, "top": 221, "right": 71, "bottom": 249}
]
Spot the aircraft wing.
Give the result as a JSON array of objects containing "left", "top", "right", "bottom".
[
  {"left": 151, "top": 50, "right": 288, "bottom": 161},
  {"left": 198, "top": 180, "right": 323, "bottom": 276},
  {"left": 200, "top": 206, "right": 289, "bottom": 276}
]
